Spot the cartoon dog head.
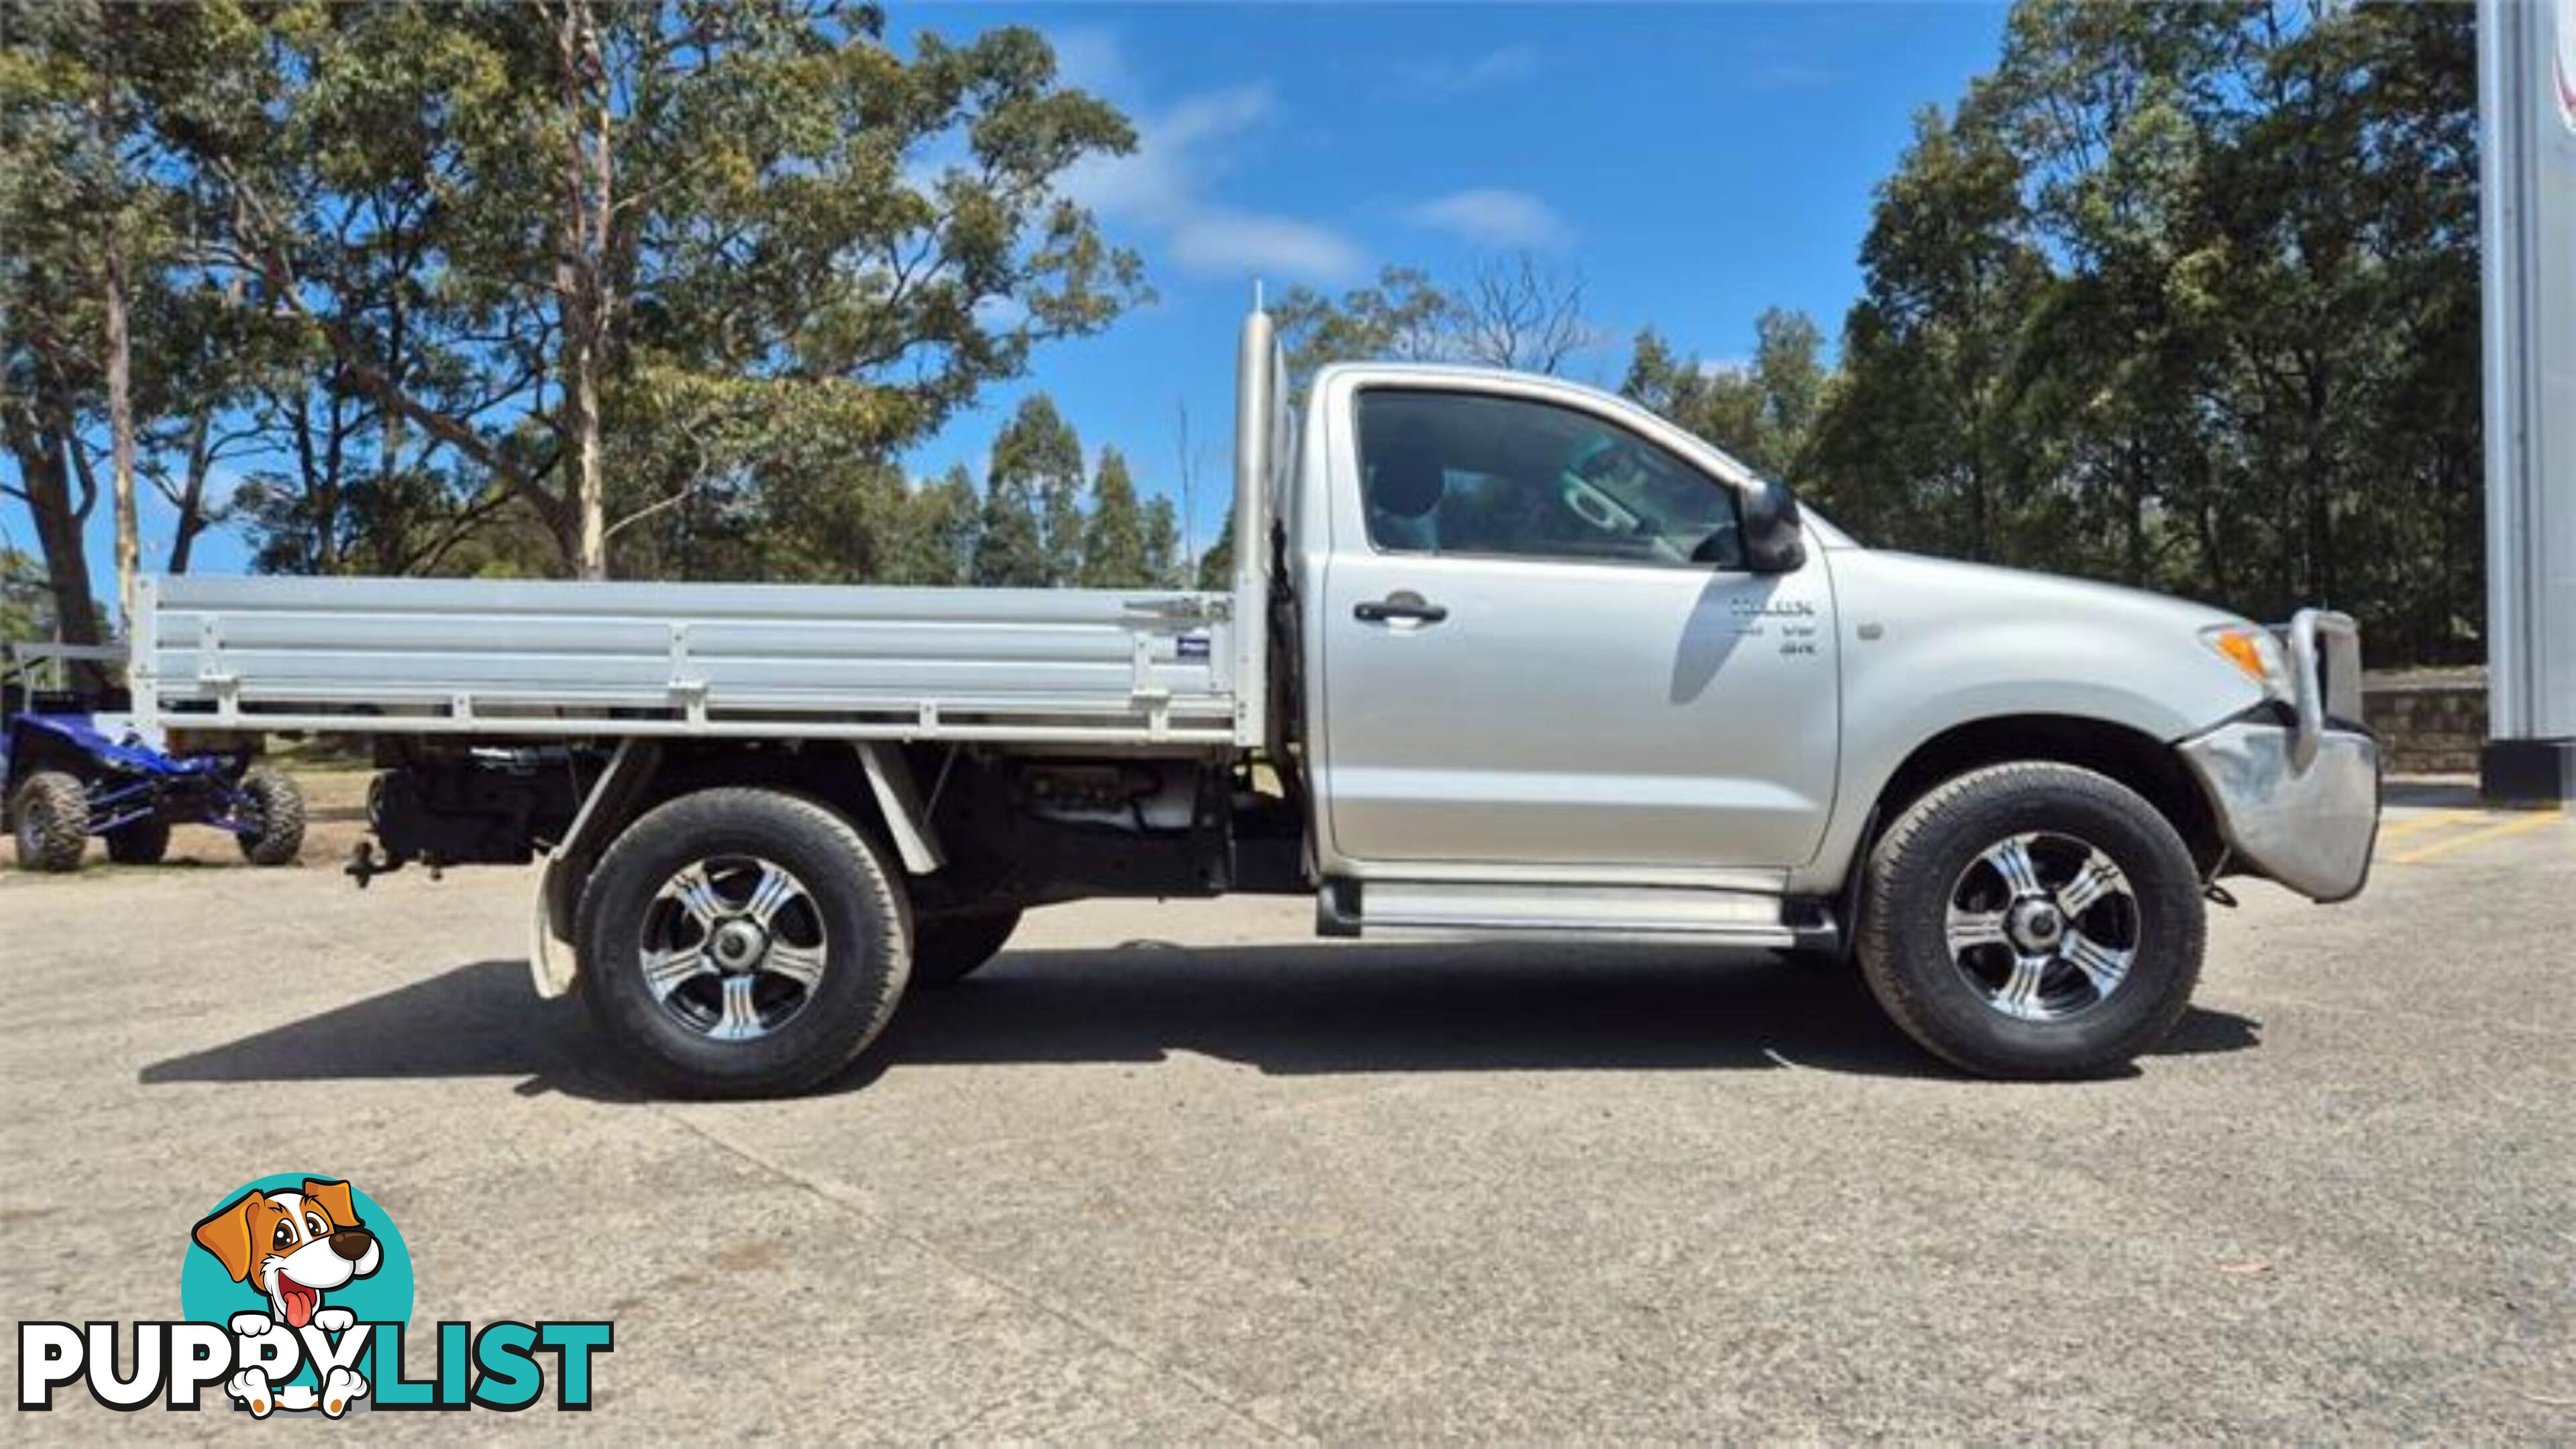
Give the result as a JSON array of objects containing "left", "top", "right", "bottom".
[{"left": 192, "top": 1179, "right": 381, "bottom": 1330}]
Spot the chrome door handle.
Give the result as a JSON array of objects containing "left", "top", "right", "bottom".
[{"left": 1354, "top": 595, "right": 1448, "bottom": 624}]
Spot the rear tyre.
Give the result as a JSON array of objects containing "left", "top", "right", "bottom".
[
  {"left": 910, "top": 909, "right": 1024, "bottom": 988},
  {"left": 1856, "top": 761, "right": 2204, "bottom": 1079},
  {"left": 11, "top": 771, "right": 89, "bottom": 873},
  {"left": 235, "top": 767, "right": 306, "bottom": 866},
  {"left": 106, "top": 818, "right": 171, "bottom": 865},
  {"left": 576, "top": 788, "right": 912, "bottom": 1097}
]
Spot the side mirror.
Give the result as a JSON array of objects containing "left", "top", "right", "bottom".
[{"left": 1742, "top": 478, "right": 1807, "bottom": 574}]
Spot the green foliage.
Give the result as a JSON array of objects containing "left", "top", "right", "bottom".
[
  {"left": 1274, "top": 254, "right": 1591, "bottom": 396},
  {"left": 21, "top": 1, "right": 1147, "bottom": 587},
  {"left": 1078, "top": 446, "right": 1147, "bottom": 588},
  {"left": 896, "top": 464, "right": 983, "bottom": 588},
  {"left": 969, "top": 482, "right": 1044, "bottom": 590},
  {"left": 984, "top": 394, "right": 1084, "bottom": 586},
  {"left": 1801, "top": 0, "right": 2481, "bottom": 663},
  {"left": 1, "top": 549, "right": 60, "bottom": 639},
  {"left": 1197, "top": 502, "right": 1236, "bottom": 590},
  {"left": 1140, "top": 495, "right": 1181, "bottom": 588},
  {"left": 984, "top": 394, "right": 1086, "bottom": 587},
  {"left": 1620, "top": 309, "right": 1827, "bottom": 478},
  {"left": 1804, "top": 91, "right": 2057, "bottom": 562},
  {"left": 969, "top": 476, "right": 1045, "bottom": 588},
  {"left": 1, "top": 0, "right": 265, "bottom": 634},
  {"left": 1275, "top": 266, "right": 1456, "bottom": 392}
]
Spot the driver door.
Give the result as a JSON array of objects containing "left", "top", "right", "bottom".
[{"left": 1316, "top": 384, "right": 1839, "bottom": 873}]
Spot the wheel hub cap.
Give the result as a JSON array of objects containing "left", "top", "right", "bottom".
[
  {"left": 1944, "top": 830, "right": 2142, "bottom": 1022},
  {"left": 638, "top": 855, "right": 828, "bottom": 1041},
  {"left": 709, "top": 920, "right": 767, "bottom": 971},
  {"left": 2007, "top": 899, "right": 2065, "bottom": 951}
]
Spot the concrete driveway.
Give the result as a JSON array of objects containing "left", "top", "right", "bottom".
[{"left": 3, "top": 786, "right": 2569, "bottom": 1440}]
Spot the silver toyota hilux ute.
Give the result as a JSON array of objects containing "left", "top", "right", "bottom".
[{"left": 107, "top": 305, "right": 2381, "bottom": 1093}]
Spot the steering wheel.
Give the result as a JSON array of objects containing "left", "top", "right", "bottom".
[
  {"left": 1690, "top": 522, "right": 1742, "bottom": 566},
  {"left": 1558, "top": 474, "right": 1639, "bottom": 535}
]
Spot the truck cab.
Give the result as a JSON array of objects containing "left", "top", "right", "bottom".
[{"left": 1293, "top": 364, "right": 1841, "bottom": 890}]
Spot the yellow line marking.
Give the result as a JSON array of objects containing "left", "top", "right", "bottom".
[
  {"left": 2387, "top": 808, "right": 2567, "bottom": 865},
  {"left": 2375, "top": 810, "right": 2485, "bottom": 843}
]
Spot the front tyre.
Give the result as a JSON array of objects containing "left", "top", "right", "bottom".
[
  {"left": 1856, "top": 762, "right": 2205, "bottom": 1079},
  {"left": 576, "top": 788, "right": 911, "bottom": 1097}
]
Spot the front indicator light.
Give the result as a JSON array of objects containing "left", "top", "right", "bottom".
[{"left": 2202, "top": 625, "right": 2290, "bottom": 698}]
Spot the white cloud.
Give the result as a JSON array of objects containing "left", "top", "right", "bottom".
[
  {"left": 1404, "top": 189, "right": 1572, "bottom": 251},
  {"left": 1059, "top": 74, "right": 1363, "bottom": 284},
  {"left": 1171, "top": 212, "right": 1364, "bottom": 281},
  {"left": 1061, "top": 83, "right": 1271, "bottom": 220},
  {"left": 1049, "top": 25, "right": 1132, "bottom": 97},
  {"left": 1393, "top": 44, "right": 1540, "bottom": 97}
]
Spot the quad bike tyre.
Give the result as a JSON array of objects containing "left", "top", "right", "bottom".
[
  {"left": 10, "top": 770, "right": 89, "bottom": 873},
  {"left": 105, "top": 817, "right": 171, "bottom": 865},
  {"left": 236, "top": 766, "right": 306, "bottom": 866}
]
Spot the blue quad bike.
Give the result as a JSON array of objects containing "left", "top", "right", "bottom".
[{"left": 3, "top": 643, "right": 305, "bottom": 872}]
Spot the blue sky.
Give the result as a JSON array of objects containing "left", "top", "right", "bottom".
[
  {"left": 918, "top": 1, "right": 2011, "bottom": 560},
  {"left": 7, "top": 2, "right": 2010, "bottom": 587}
]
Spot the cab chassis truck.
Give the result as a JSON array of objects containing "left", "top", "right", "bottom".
[{"left": 123, "top": 307, "right": 2381, "bottom": 1094}]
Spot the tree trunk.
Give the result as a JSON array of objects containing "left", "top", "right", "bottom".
[
  {"left": 166, "top": 411, "right": 212, "bottom": 574},
  {"left": 381, "top": 263, "right": 407, "bottom": 517},
  {"left": 158, "top": 252, "right": 250, "bottom": 576},
  {"left": 103, "top": 203, "right": 139, "bottom": 637},
  {"left": 1967, "top": 458, "right": 1990, "bottom": 564},
  {"left": 571, "top": 321, "right": 606, "bottom": 578},
  {"left": 93, "top": 21, "right": 141, "bottom": 635},
  {"left": 2304, "top": 359, "right": 2334, "bottom": 604},
  {"left": 2123, "top": 439, "right": 2147, "bottom": 586},
  {"left": 3, "top": 414, "right": 105, "bottom": 650},
  {"left": 557, "top": 0, "right": 611, "bottom": 580}
]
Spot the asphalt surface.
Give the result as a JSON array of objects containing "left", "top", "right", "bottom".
[{"left": 2, "top": 783, "right": 2569, "bottom": 1441}]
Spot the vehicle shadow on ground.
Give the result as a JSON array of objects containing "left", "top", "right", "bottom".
[{"left": 138, "top": 945, "right": 2260, "bottom": 1100}]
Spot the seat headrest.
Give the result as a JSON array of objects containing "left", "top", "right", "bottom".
[{"left": 1366, "top": 417, "right": 1445, "bottom": 521}]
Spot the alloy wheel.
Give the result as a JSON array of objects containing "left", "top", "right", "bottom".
[
  {"left": 1943, "top": 830, "right": 2141, "bottom": 1022},
  {"left": 637, "top": 855, "right": 830, "bottom": 1041}
]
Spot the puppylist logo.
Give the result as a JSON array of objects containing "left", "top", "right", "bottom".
[{"left": 18, "top": 1173, "right": 610, "bottom": 1416}]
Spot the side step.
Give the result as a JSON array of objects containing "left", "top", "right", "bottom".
[{"left": 1317, "top": 877, "right": 1837, "bottom": 950}]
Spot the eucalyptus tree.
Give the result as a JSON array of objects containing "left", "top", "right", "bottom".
[
  {"left": 161, "top": 1, "right": 1145, "bottom": 579},
  {"left": 1140, "top": 494, "right": 1181, "bottom": 588},
  {"left": 1801, "top": 0, "right": 2477, "bottom": 663},
  {"left": 1077, "top": 445, "right": 1145, "bottom": 588},
  {"left": 1, "top": 0, "right": 249, "bottom": 638},
  {"left": 1807, "top": 87, "right": 2053, "bottom": 562},
  {"left": 1272, "top": 255, "right": 1591, "bottom": 400},
  {"left": 985, "top": 393, "right": 1085, "bottom": 586},
  {"left": 1618, "top": 307, "right": 1825, "bottom": 479},
  {"left": 896, "top": 463, "right": 982, "bottom": 587}
]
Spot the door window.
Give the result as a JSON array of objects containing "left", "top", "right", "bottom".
[{"left": 1356, "top": 389, "right": 1744, "bottom": 568}]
